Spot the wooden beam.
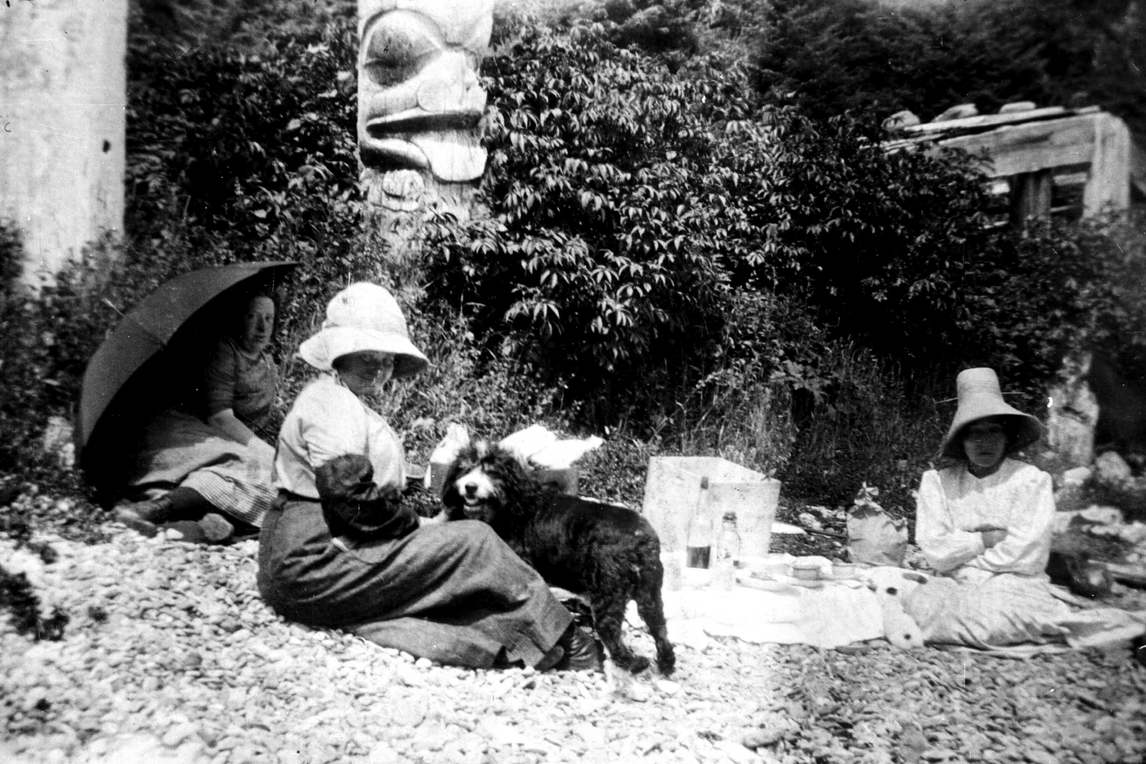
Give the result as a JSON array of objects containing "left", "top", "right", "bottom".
[
  {"left": 883, "top": 109, "right": 1132, "bottom": 220},
  {"left": 900, "top": 106, "right": 1071, "bottom": 137},
  {"left": 937, "top": 115, "right": 1097, "bottom": 177}
]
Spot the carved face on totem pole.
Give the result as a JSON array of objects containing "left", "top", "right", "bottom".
[{"left": 357, "top": 0, "right": 493, "bottom": 185}]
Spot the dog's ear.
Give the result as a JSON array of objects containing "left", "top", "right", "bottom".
[
  {"left": 439, "top": 442, "right": 480, "bottom": 512},
  {"left": 490, "top": 446, "right": 546, "bottom": 519}
]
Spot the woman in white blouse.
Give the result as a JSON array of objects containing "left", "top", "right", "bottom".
[
  {"left": 914, "top": 367, "right": 1051, "bottom": 583},
  {"left": 904, "top": 367, "right": 1145, "bottom": 650}
]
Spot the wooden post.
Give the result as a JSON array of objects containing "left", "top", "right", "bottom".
[
  {"left": 0, "top": 0, "right": 127, "bottom": 288},
  {"left": 1083, "top": 113, "right": 1130, "bottom": 217},
  {"left": 1009, "top": 170, "right": 1053, "bottom": 227}
]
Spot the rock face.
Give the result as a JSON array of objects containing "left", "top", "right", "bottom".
[
  {"left": 1088, "top": 352, "right": 1146, "bottom": 455},
  {"left": 0, "top": 0, "right": 127, "bottom": 288},
  {"left": 933, "top": 103, "right": 978, "bottom": 122},
  {"left": 1045, "top": 353, "right": 1099, "bottom": 470}
]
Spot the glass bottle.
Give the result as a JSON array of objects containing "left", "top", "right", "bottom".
[
  {"left": 713, "top": 511, "right": 742, "bottom": 589},
  {"left": 685, "top": 476, "right": 713, "bottom": 569}
]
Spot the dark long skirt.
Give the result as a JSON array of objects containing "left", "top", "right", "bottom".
[{"left": 257, "top": 496, "right": 571, "bottom": 668}]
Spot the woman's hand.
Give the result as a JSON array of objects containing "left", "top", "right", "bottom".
[{"left": 208, "top": 409, "right": 259, "bottom": 447}]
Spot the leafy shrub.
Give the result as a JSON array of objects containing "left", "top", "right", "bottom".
[
  {"left": 705, "top": 107, "right": 995, "bottom": 368},
  {"left": 9, "top": 3, "right": 1146, "bottom": 520},
  {"left": 0, "top": 232, "right": 124, "bottom": 492},
  {"left": 781, "top": 342, "right": 947, "bottom": 509},
  {"left": 425, "top": 22, "right": 1007, "bottom": 420},
  {"left": 959, "top": 213, "right": 1146, "bottom": 402},
  {"left": 425, "top": 23, "right": 736, "bottom": 417},
  {"left": 127, "top": 12, "right": 361, "bottom": 261},
  {"left": 0, "top": 222, "right": 21, "bottom": 294}
]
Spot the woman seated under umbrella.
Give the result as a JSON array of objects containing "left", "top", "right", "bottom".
[{"left": 115, "top": 290, "right": 280, "bottom": 543}]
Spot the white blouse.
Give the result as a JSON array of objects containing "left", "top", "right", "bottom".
[
  {"left": 273, "top": 375, "right": 406, "bottom": 499},
  {"left": 915, "top": 458, "right": 1055, "bottom": 581}
]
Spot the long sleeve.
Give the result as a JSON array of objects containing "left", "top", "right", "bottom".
[
  {"left": 204, "top": 341, "right": 238, "bottom": 417},
  {"left": 915, "top": 470, "right": 985, "bottom": 574},
  {"left": 967, "top": 469, "right": 1054, "bottom": 576},
  {"left": 274, "top": 377, "right": 406, "bottom": 499}
]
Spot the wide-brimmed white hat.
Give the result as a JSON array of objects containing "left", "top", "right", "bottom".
[
  {"left": 939, "top": 367, "right": 1043, "bottom": 459},
  {"left": 298, "top": 282, "right": 428, "bottom": 379}
]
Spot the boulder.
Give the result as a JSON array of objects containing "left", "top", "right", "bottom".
[
  {"left": 1095, "top": 451, "right": 1133, "bottom": 486},
  {"left": 882, "top": 110, "right": 920, "bottom": 131},
  {"left": 998, "top": 101, "right": 1037, "bottom": 114},
  {"left": 1045, "top": 353, "right": 1098, "bottom": 469}
]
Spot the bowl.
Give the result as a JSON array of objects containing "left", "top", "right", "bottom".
[{"left": 832, "top": 562, "right": 858, "bottom": 579}]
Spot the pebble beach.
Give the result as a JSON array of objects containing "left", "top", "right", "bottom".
[{"left": 3, "top": 512, "right": 1146, "bottom": 764}]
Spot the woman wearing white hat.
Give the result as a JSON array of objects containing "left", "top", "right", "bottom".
[
  {"left": 903, "top": 368, "right": 1146, "bottom": 650},
  {"left": 914, "top": 367, "right": 1052, "bottom": 582},
  {"left": 257, "top": 283, "right": 600, "bottom": 671}
]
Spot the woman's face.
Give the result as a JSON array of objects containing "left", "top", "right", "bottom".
[
  {"left": 336, "top": 351, "right": 395, "bottom": 397},
  {"left": 962, "top": 418, "right": 1007, "bottom": 476},
  {"left": 239, "top": 296, "right": 275, "bottom": 354}
]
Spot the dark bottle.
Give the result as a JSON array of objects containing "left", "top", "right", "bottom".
[{"left": 685, "top": 476, "right": 713, "bottom": 569}]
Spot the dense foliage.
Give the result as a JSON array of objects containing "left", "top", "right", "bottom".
[
  {"left": 426, "top": 25, "right": 996, "bottom": 411},
  {"left": 3, "top": 1, "right": 1145, "bottom": 515},
  {"left": 752, "top": 0, "right": 1146, "bottom": 137}
]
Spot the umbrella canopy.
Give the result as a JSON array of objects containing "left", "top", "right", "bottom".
[{"left": 76, "top": 261, "right": 297, "bottom": 478}]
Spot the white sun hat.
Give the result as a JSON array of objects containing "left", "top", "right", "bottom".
[
  {"left": 298, "top": 282, "right": 429, "bottom": 380},
  {"left": 938, "top": 367, "right": 1043, "bottom": 459}
]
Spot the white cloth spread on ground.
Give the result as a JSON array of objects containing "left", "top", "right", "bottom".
[
  {"left": 653, "top": 578, "right": 886, "bottom": 649},
  {"left": 629, "top": 565, "right": 1144, "bottom": 653}
]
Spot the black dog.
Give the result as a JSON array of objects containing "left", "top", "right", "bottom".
[{"left": 441, "top": 441, "right": 675, "bottom": 675}]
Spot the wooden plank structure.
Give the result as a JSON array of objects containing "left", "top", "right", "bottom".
[{"left": 884, "top": 105, "right": 1134, "bottom": 226}]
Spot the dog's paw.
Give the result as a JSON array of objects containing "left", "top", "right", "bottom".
[{"left": 618, "top": 655, "right": 650, "bottom": 674}]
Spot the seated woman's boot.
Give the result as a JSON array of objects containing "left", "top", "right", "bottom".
[
  {"left": 555, "top": 625, "right": 604, "bottom": 672},
  {"left": 115, "top": 495, "right": 174, "bottom": 537}
]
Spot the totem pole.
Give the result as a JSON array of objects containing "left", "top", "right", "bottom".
[{"left": 357, "top": 0, "right": 494, "bottom": 260}]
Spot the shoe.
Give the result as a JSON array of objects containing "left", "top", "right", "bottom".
[
  {"left": 198, "top": 513, "right": 235, "bottom": 544},
  {"left": 115, "top": 495, "right": 174, "bottom": 537},
  {"left": 555, "top": 625, "right": 604, "bottom": 672}
]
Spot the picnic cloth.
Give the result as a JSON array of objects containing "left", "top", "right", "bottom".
[
  {"left": 652, "top": 575, "right": 887, "bottom": 650},
  {"left": 624, "top": 565, "right": 1146, "bottom": 655}
]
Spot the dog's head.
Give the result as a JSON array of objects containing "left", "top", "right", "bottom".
[{"left": 441, "top": 440, "right": 536, "bottom": 524}]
